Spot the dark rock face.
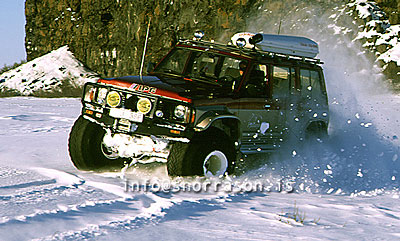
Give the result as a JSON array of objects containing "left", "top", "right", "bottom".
[
  {"left": 25, "top": 0, "right": 260, "bottom": 77},
  {"left": 25, "top": 0, "right": 398, "bottom": 80},
  {"left": 375, "top": 0, "right": 400, "bottom": 24}
]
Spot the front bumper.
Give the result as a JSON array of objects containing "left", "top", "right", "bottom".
[{"left": 82, "top": 103, "right": 193, "bottom": 141}]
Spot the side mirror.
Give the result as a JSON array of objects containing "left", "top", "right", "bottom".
[{"left": 249, "top": 33, "right": 263, "bottom": 45}]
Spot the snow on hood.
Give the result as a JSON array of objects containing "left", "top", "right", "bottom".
[{"left": 0, "top": 46, "right": 99, "bottom": 95}]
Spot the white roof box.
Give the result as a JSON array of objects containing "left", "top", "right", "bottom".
[{"left": 231, "top": 32, "right": 319, "bottom": 58}]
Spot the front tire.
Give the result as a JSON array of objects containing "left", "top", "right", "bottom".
[
  {"left": 68, "top": 116, "right": 127, "bottom": 171},
  {"left": 167, "top": 128, "right": 236, "bottom": 177}
]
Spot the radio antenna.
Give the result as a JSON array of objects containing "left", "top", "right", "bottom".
[
  {"left": 278, "top": 19, "right": 282, "bottom": 35},
  {"left": 140, "top": 17, "right": 151, "bottom": 83}
]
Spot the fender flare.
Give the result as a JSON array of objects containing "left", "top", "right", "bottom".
[{"left": 193, "top": 111, "right": 241, "bottom": 142}]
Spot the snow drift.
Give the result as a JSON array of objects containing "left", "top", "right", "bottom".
[{"left": 0, "top": 46, "right": 98, "bottom": 95}]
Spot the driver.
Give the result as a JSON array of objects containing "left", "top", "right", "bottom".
[{"left": 239, "top": 61, "right": 247, "bottom": 76}]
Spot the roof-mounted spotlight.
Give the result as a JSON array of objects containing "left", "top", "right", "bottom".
[
  {"left": 194, "top": 30, "right": 205, "bottom": 41},
  {"left": 236, "top": 38, "right": 247, "bottom": 48},
  {"left": 249, "top": 33, "right": 263, "bottom": 45}
]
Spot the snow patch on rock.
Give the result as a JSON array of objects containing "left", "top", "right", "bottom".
[
  {"left": 349, "top": 0, "right": 400, "bottom": 68},
  {"left": 0, "top": 46, "right": 98, "bottom": 95}
]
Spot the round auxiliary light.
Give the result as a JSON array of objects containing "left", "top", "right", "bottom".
[
  {"left": 106, "top": 91, "right": 121, "bottom": 107},
  {"left": 174, "top": 105, "right": 187, "bottom": 119},
  {"left": 194, "top": 30, "right": 205, "bottom": 40},
  {"left": 235, "top": 38, "right": 247, "bottom": 48},
  {"left": 137, "top": 98, "right": 152, "bottom": 114}
]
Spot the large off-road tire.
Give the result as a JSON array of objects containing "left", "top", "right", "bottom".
[
  {"left": 68, "top": 116, "right": 127, "bottom": 171},
  {"left": 167, "top": 128, "right": 236, "bottom": 177}
]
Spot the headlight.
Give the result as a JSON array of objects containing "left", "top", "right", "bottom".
[
  {"left": 84, "top": 86, "right": 96, "bottom": 102},
  {"left": 137, "top": 98, "right": 152, "bottom": 114},
  {"left": 174, "top": 105, "right": 187, "bottom": 119},
  {"left": 106, "top": 91, "right": 121, "bottom": 107},
  {"left": 97, "top": 88, "right": 108, "bottom": 105}
]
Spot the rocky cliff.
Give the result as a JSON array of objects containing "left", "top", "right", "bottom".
[
  {"left": 25, "top": 0, "right": 399, "bottom": 83},
  {"left": 25, "top": 0, "right": 260, "bottom": 77},
  {"left": 375, "top": 0, "right": 400, "bottom": 24}
]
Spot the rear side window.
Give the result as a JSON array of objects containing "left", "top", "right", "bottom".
[{"left": 300, "top": 69, "right": 323, "bottom": 99}]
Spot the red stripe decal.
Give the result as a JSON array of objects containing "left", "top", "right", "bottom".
[{"left": 97, "top": 79, "right": 191, "bottom": 103}]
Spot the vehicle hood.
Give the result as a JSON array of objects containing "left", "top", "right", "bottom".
[{"left": 98, "top": 75, "right": 191, "bottom": 103}]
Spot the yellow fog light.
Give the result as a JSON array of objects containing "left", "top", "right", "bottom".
[
  {"left": 106, "top": 91, "right": 121, "bottom": 107},
  {"left": 137, "top": 98, "right": 152, "bottom": 114}
]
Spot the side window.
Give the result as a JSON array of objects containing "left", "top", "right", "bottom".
[
  {"left": 190, "top": 52, "right": 220, "bottom": 79},
  {"left": 219, "top": 58, "right": 243, "bottom": 79},
  {"left": 242, "top": 64, "right": 269, "bottom": 97},
  {"left": 272, "top": 66, "right": 291, "bottom": 99},
  {"left": 219, "top": 58, "right": 247, "bottom": 91}
]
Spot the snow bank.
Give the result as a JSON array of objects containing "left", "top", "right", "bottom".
[{"left": 0, "top": 46, "right": 98, "bottom": 95}]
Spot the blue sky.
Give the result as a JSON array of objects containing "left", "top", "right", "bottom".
[{"left": 0, "top": 0, "right": 26, "bottom": 67}]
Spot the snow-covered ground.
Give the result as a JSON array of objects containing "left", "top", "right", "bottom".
[
  {"left": 0, "top": 91, "right": 398, "bottom": 241},
  {"left": 0, "top": 0, "right": 399, "bottom": 239}
]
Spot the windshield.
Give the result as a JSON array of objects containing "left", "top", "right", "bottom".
[
  {"left": 154, "top": 47, "right": 248, "bottom": 91},
  {"left": 154, "top": 48, "right": 190, "bottom": 75}
]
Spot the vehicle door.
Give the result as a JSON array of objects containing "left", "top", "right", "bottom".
[
  {"left": 271, "top": 65, "right": 296, "bottom": 139},
  {"left": 189, "top": 52, "right": 248, "bottom": 121},
  {"left": 238, "top": 63, "right": 295, "bottom": 153}
]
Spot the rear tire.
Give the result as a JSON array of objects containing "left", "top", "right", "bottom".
[
  {"left": 167, "top": 128, "right": 236, "bottom": 177},
  {"left": 68, "top": 116, "right": 127, "bottom": 171}
]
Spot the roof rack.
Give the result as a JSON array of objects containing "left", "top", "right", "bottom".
[{"left": 178, "top": 32, "right": 323, "bottom": 65}]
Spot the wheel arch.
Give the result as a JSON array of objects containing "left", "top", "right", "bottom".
[
  {"left": 305, "top": 120, "right": 328, "bottom": 136},
  {"left": 194, "top": 111, "right": 241, "bottom": 144}
]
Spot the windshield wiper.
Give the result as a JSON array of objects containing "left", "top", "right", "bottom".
[
  {"left": 156, "top": 68, "right": 182, "bottom": 75},
  {"left": 184, "top": 75, "right": 221, "bottom": 87},
  {"left": 152, "top": 72, "right": 186, "bottom": 85}
]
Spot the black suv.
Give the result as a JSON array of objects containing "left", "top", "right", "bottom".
[{"left": 68, "top": 31, "right": 329, "bottom": 177}]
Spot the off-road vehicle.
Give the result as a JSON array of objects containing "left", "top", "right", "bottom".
[{"left": 68, "top": 31, "right": 329, "bottom": 177}]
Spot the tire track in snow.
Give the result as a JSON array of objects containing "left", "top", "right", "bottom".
[
  {"left": 33, "top": 191, "right": 235, "bottom": 241},
  {"left": 0, "top": 167, "right": 130, "bottom": 231}
]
